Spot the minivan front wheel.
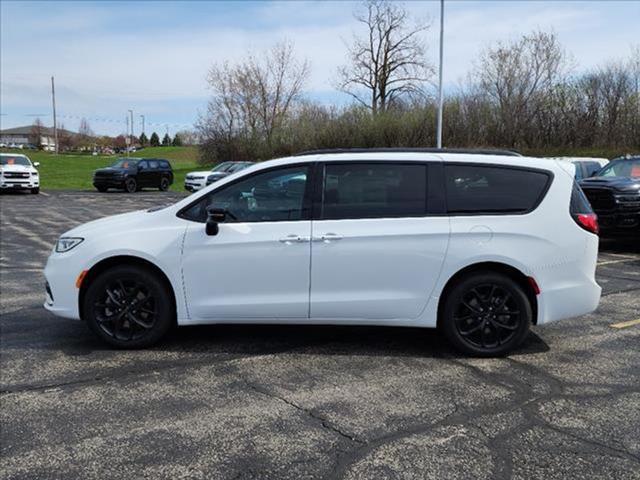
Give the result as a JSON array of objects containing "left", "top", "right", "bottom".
[
  {"left": 441, "top": 272, "right": 532, "bottom": 357},
  {"left": 82, "top": 265, "right": 173, "bottom": 348}
]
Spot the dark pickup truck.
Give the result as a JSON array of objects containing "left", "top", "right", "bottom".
[
  {"left": 579, "top": 156, "right": 640, "bottom": 235},
  {"left": 93, "top": 158, "right": 173, "bottom": 193}
]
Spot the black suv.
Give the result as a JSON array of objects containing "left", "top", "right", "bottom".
[
  {"left": 93, "top": 158, "right": 173, "bottom": 193},
  {"left": 580, "top": 156, "right": 640, "bottom": 235}
]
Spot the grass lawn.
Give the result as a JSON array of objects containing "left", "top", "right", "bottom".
[{"left": 1, "top": 147, "right": 202, "bottom": 192}]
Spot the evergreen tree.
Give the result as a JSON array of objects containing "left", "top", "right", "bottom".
[
  {"left": 150, "top": 132, "right": 160, "bottom": 147},
  {"left": 172, "top": 133, "right": 183, "bottom": 146},
  {"left": 139, "top": 132, "right": 148, "bottom": 146},
  {"left": 162, "top": 133, "right": 171, "bottom": 146}
]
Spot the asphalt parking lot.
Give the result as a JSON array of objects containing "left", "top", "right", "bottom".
[{"left": 1, "top": 190, "right": 639, "bottom": 480}]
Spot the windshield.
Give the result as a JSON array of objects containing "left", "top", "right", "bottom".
[
  {"left": 111, "top": 159, "right": 138, "bottom": 169},
  {"left": 0, "top": 155, "right": 31, "bottom": 167},
  {"left": 596, "top": 159, "right": 640, "bottom": 178},
  {"left": 211, "top": 162, "right": 233, "bottom": 172}
]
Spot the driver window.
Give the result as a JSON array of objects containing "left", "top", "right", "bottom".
[{"left": 182, "top": 166, "right": 309, "bottom": 223}]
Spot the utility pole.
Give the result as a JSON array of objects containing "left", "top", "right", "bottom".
[
  {"left": 166, "top": 124, "right": 169, "bottom": 145},
  {"left": 126, "top": 115, "right": 130, "bottom": 157},
  {"left": 140, "top": 114, "right": 145, "bottom": 135},
  {"left": 51, "top": 76, "right": 59, "bottom": 154},
  {"left": 128, "top": 109, "right": 134, "bottom": 143},
  {"left": 436, "top": 0, "right": 445, "bottom": 149}
]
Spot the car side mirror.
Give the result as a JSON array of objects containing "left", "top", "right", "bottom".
[
  {"left": 205, "top": 207, "right": 227, "bottom": 236},
  {"left": 33, "top": 162, "right": 40, "bottom": 168}
]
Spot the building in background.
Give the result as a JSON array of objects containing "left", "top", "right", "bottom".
[{"left": 0, "top": 125, "right": 76, "bottom": 151}]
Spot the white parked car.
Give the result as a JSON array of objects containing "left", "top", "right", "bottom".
[
  {"left": 44, "top": 149, "right": 601, "bottom": 356},
  {"left": 0, "top": 153, "right": 40, "bottom": 193},
  {"left": 550, "top": 157, "right": 609, "bottom": 181},
  {"left": 184, "top": 161, "right": 253, "bottom": 192}
]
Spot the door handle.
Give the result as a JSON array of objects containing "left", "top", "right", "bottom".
[
  {"left": 312, "top": 233, "right": 343, "bottom": 243},
  {"left": 279, "top": 235, "right": 310, "bottom": 245}
]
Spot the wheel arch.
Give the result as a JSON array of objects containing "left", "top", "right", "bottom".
[
  {"left": 436, "top": 261, "right": 539, "bottom": 327},
  {"left": 78, "top": 255, "right": 177, "bottom": 323}
]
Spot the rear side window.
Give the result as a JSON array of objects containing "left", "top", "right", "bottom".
[
  {"left": 570, "top": 182, "right": 594, "bottom": 214},
  {"left": 148, "top": 160, "right": 159, "bottom": 169},
  {"left": 445, "top": 164, "right": 551, "bottom": 214},
  {"left": 321, "top": 163, "right": 428, "bottom": 220}
]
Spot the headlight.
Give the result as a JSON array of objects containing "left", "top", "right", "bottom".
[{"left": 55, "top": 237, "right": 84, "bottom": 253}]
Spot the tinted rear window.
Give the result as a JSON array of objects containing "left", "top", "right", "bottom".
[
  {"left": 322, "top": 163, "right": 428, "bottom": 220},
  {"left": 570, "top": 182, "right": 593, "bottom": 214},
  {"left": 445, "top": 164, "right": 550, "bottom": 214}
]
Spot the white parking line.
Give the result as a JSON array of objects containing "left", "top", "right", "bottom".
[
  {"left": 39, "top": 191, "right": 50, "bottom": 197},
  {"left": 597, "top": 258, "right": 639, "bottom": 266}
]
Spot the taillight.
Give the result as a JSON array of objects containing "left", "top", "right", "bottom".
[{"left": 575, "top": 213, "right": 599, "bottom": 235}]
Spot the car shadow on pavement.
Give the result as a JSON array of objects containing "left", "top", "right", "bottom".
[{"left": 148, "top": 323, "right": 549, "bottom": 359}]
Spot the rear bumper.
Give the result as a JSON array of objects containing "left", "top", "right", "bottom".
[{"left": 537, "top": 279, "right": 601, "bottom": 325}]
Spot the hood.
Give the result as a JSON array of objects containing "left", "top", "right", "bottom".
[
  {"left": 94, "top": 166, "right": 134, "bottom": 174},
  {"left": 187, "top": 170, "right": 213, "bottom": 177},
  {"left": 580, "top": 176, "right": 640, "bottom": 193},
  {"left": 1, "top": 164, "right": 36, "bottom": 173},
  {"left": 62, "top": 209, "right": 151, "bottom": 238}
]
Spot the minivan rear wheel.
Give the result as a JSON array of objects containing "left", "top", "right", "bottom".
[
  {"left": 441, "top": 272, "right": 531, "bottom": 357},
  {"left": 82, "top": 265, "right": 173, "bottom": 348}
]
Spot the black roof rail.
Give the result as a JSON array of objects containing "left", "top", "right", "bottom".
[{"left": 294, "top": 147, "right": 522, "bottom": 157}]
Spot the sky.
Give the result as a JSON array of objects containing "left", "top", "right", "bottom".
[{"left": 1, "top": 0, "right": 639, "bottom": 137}]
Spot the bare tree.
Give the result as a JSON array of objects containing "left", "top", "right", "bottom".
[
  {"left": 475, "top": 30, "right": 570, "bottom": 146},
  {"left": 30, "top": 118, "right": 44, "bottom": 149},
  {"left": 199, "top": 40, "right": 310, "bottom": 161},
  {"left": 337, "top": 0, "right": 432, "bottom": 114}
]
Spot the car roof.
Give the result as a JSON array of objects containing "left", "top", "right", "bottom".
[
  {"left": 0, "top": 153, "right": 28, "bottom": 157},
  {"left": 250, "top": 151, "right": 562, "bottom": 173}
]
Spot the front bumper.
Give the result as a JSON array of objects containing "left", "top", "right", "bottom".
[
  {"left": 43, "top": 251, "right": 82, "bottom": 320},
  {"left": 184, "top": 179, "right": 206, "bottom": 192},
  {"left": 596, "top": 212, "right": 640, "bottom": 235},
  {"left": 93, "top": 177, "right": 125, "bottom": 188},
  {"left": 0, "top": 178, "right": 39, "bottom": 190}
]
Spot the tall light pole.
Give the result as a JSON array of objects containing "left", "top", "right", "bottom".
[
  {"left": 140, "top": 115, "right": 145, "bottom": 135},
  {"left": 125, "top": 114, "right": 130, "bottom": 157},
  {"left": 436, "top": 0, "right": 445, "bottom": 149}
]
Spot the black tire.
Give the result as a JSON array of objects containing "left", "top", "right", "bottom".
[
  {"left": 440, "top": 272, "right": 532, "bottom": 357},
  {"left": 159, "top": 176, "right": 170, "bottom": 191},
  {"left": 82, "top": 265, "right": 174, "bottom": 348},
  {"left": 96, "top": 186, "right": 108, "bottom": 193},
  {"left": 31, "top": 188, "right": 40, "bottom": 194},
  {"left": 124, "top": 177, "right": 137, "bottom": 193}
]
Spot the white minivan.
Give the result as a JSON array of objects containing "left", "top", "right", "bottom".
[{"left": 44, "top": 149, "right": 601, "bottom": 356}]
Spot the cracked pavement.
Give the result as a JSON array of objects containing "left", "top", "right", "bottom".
[{"left": 1, "top": 191, "right": 639, "bottom": 479}]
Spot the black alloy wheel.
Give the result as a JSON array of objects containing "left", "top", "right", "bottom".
[
  {"left": 125, "top": 177, "right": 137, "bottom": 193},
  {"left": 83, "top": 265, "right": 173, "bottom": 348},
  {"left": 441, "top": 272, "right": 532, "bottom": 357},
  {"left": 159, "top": 177, "right": 170, "bottom": 191}
]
